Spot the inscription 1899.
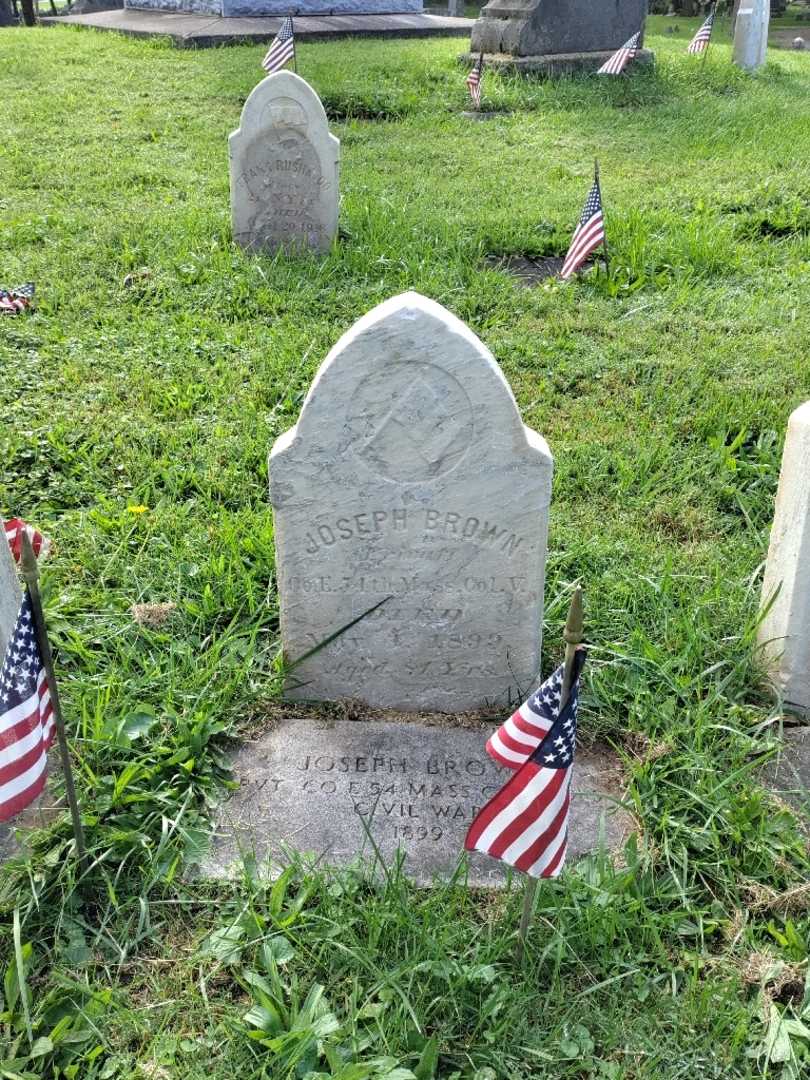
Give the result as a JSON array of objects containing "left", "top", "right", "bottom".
[{"left": 270, "top": 293, "right": 552, "bottom": 710}]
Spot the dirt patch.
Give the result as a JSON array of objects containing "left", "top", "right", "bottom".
[
  {"left": 770, "top": 28, "right": 809, "bottom": 50},
  {"left": 485, "top": 253, "right": 586, "bottom": 285},
  {"left": 247, "top": 696, "right": 506, "bottom": 738}
]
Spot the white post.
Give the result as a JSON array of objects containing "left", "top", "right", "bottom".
[
  {"left": 0, "top": 518, "right": 22, "bottom": 660},
  {"left": 759, "top": 402, "right": 810, "bottom": 716},
  {"left": 733, "top": 0, "right": 769, "bottom": 71}
]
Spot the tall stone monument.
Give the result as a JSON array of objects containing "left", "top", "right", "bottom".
[
  {"left": 759, "top": 402, "right": 810, "bottom": 716},
  {"left": 469, "top": 0, "right": 652, "bottom": 75},
  {"left": 733, "top": 0, "right": 769, "bottom": 72},
  {"left": 230, "top": 72, "right": 340, "bottom": 255},
  {"left": 269, "top": 292, "right": 553, "bottom": 712},
  {"left": 0, "top": 519, "right": 21, "bottom": 662}
]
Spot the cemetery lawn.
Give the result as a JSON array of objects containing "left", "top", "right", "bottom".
[{"left": 2, "top": 21, "right": 810, "bottom": 1080}]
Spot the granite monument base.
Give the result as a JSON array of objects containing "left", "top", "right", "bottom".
[
  {"left": 471, "top": 0, "right": 649, "bottom": 56},
  {"left": 464, "top": 47, "right": 654, "bottom": 77},
  {"left": 125, "top": 0, "right": 423, "bottom": 14},
  {"left": 42, "top": 10, "right": 472, "bottom": 45},
  {"left": 195, "top": 718, "right": 629, "bottom": 886}
]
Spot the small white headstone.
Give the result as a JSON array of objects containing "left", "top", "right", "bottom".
[
  {"left": 0, "top": 519, "right": 21, "bottom": 660},
  {"left": 759, "top": 402, "right": 810, "bottom": 715},
  {"left": 229, "top": 71, "right": 340, "bottom": 254},
  {"left": 270, "top": 292, "right": 553, "bottom": 712}
]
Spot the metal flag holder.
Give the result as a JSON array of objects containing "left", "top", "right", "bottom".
[
  {"left": 19, "top": 531, "right": 88, "bottom": 877},
  {"left": 515, "top": 587, "right": 584, "bottom": 965},
  {"left": 594, "top": 159, "right": 610, "bottom": 276}
]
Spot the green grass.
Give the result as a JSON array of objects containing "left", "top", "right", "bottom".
[{"left": 2, "top": 23, "right": 810, "bottom": 1080}]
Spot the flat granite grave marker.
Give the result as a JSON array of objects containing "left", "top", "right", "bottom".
[
  {"left": 759, "top": 402, "right": 810, "bottom": 716},
  {"left": 270, "top": 292, "right": 553, "bottom": 712},
  {"left": 229, "top": 71, "right": 340, "bottom": 254},
  {"left": 197, "top": 718, "right": 628, "bottom": 886}
]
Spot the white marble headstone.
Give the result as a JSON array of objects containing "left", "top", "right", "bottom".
[
  {"left": 0, "top": 519, "right": 21, "bottom": 661},
  {"left": 229, "top": 71, "right": 340, "bottom": 254},
  {"left": 759, "top": 401, "right": 810, "bottom": 715},
  {"left": 270, "top": 292, "right": 553, "bottom": 712}
]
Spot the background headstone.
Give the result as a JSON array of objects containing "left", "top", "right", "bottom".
[
  {"left": 0, "top": 519, "right": 21, "bottom": 662},
  {"left": 270, "top": 292, "right": 553, "bottom": 712},
  {"left": 230, "top": 71, "right": 340, "bottom": 255},
  {"left": 733, "top": 0, "right": 769, "bottom": 71},
  {"left": 759, "top": 402, "right": 810, "bottom": 716},
  {"left": 469, "top": 0, "right": 652, "bottom": 75},
  {"left": 197, "top": 718, "right": 629, "bottom": 886}
]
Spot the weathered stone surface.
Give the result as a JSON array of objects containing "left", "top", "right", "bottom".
[
  {"left": 126, "top": 0, "right": 422, "bottom": 12},
  {"left": 229, "top": 71, "right": 339, "bottom": 255},
  {"left": 762, "top": 727, "right": 810, "bottom": 818},
  {"left": 196, "top": 719, "right": 628, "bottom": 885},
  {"left": 224, "top": 0, "right": 423, "bottom": 13},
  {"left": 42, "top": 10, "right": 473, "bottom": 45},
  {"left": 70, "top": 0, "right": 124, "bottom": 14},
  {"left": 270, "top": 292, "right": 553, "bottom": 712},
  {"left": 471, "top": 0, "right": 648, "bottom": 60},
  {"left": 0, "top": 519, "right": 21, "bottom": 663},
  {"left": 759, "top": 402, "right": 810, "bottom": 716},
  {"left": 733, "top": 0, "right": 769, "bottom": 72}
]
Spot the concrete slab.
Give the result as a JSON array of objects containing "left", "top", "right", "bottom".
[
  {"left": 763, "top": 726, "right": 810, "bottom": 818},
  {"left": 194, "top": 717, "right": 630, "bottom": 886},
  {"left": 41, "top": 10, "right": 474, "bottom": 46}
]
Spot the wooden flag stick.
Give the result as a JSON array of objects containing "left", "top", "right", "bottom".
[
  {"left": 594, "top": 159, "right": 610, "bottom": 275},
  {"left": 515, "top": 587, "right": 584, "bottom": 965},
  {"left": 476, "top": 51, "right": 484, "bottom": 111},
  {"left": 291, "top": 14, "right": 298, "bottom": 74},
  {"left": 19, "top": 532, "right": 88, "bottom": 877}
]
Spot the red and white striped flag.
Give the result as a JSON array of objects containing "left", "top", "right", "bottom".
[
  {"left": 4, "top": 519, "right": 51, "bottom": 564},
  {"left": 465, "top": 649, "right": 586, "bottom": 879},
  {"left": 262, "top": 16, "right": 295, "bottom": 74},
  {"left": 466, "top": 53, "right": 483, "bottom": 110},
  {"left": 560, "top": 170, "right": 606, "bottom": 280},
  {"left": 688, "top": 6, "right": 716, "bottom": 54},
  {"left": 0, "top": 283, "right": 34, "bottom": 315},
  {"left": 0, "top": 590, "right": 55, "bottom": 821},
  {"left": 597, "top": 31, "right": 642, "bottom": 75}
]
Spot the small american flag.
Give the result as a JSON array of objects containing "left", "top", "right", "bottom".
[
  {"left": 465, "top": 649, "right": 587, "bottom": 879},
  {"left": 466, "top": 53, "right": 483, "bottom": 109},
  {"left": 560, "top": 171, "right": 606, "bottom": 280},
  {"left": 597, "top": 31, "right": 642, "bottom": 75},
  {"left": 262, "top": 16, "right": 295, "bottom": 74},
  {"left": 4, "top": 519, "right": 51, "bottom": 564},
  {"left": 0, "top": 283, "right": 34, "bottom": 315},
  {"left": 688, "top": 6, "right": 716, "bottom": 54},
  {"left": 0, "top": 591, "right": 55, "bottom": 822}
]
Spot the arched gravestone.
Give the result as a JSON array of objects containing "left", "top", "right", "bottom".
[
  {"left": 0, "top": 519, "right": 21, "bottom": 662},
  {"left": 270, "top": 292, "right": 553, "bottom": 712},
  {"left": 229, "top": 72, "right": 340, "bottom": 255}
]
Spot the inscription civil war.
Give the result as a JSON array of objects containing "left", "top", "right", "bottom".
[
  {"left": 199, "top": 720, "right": 627, "bottom": 886},
  {"left": 229, "top": 71, "right": 340, "bottom": 254},
  {"left": 270, "top": 292, "right": 553, "bottom": 712}
]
